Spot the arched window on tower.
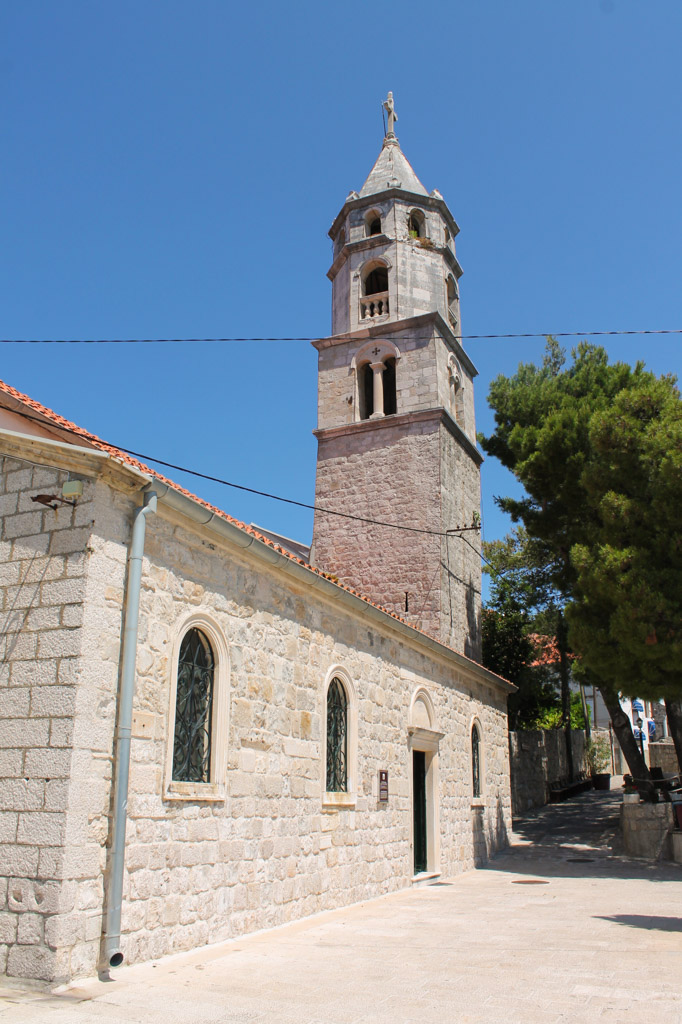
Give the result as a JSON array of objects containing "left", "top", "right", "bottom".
[
  {"left": 355, "top": 342, "right": 399, "bottom": 421},
  {"left": 408, "top": 209, "right": 425, "bottom": 238},
  {"left": 172, "top": 628, "right": 215, "bottom": 783},
  {"left": 335, "top": 227, "right": 345, "bottom": 255},
  {"left": 383, "top": 357, "right": 397, "bottom": 415},
  {"left": 446, "top": 275, "right": 458, "bottom": 328},
  {"left": 365, "top": 210, "right": 382, "bottom": 237},
  {"left": 365, "top": 267, "right": 388, "bottom": 295},
  {"left": 360, "top": 262, "right": 390, "bottom": 321},
  {"left": 359, "top": 363, "right": 374, "bottom": 419}
]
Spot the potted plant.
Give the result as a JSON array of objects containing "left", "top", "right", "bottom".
[{"left": 586, "top": 736, "right": 612, "bottom": 790}]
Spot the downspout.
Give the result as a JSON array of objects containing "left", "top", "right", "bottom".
[{"left": 101, "top": 489, "right": 157, "bottom": 971}]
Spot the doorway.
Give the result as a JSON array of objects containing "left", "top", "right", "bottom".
[{"left": 413, "top": 750, "right": 427, "bottom": 874}]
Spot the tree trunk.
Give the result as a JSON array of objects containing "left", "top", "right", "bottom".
[
  {"left": 579, "top": 683, "right": 591, "bottom": 743},
  {"left": 664, "top": 697, "right": 682, "bottom": 776},
  {"left": 557, "top": 611, "right": 574, "bottom": 781},
  {"left": 600, "top": 687, "right": 657, "bottom": 801}
]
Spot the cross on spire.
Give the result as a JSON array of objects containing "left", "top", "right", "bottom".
[{"left": 383, "top": 91, "right": 398, "bottom": 139}]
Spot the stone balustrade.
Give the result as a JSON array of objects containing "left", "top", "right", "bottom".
[{"left": 360, "top": 292, "right": 389, "bottom": 320}]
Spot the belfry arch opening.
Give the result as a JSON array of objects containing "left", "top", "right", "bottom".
[
  {"left": 364, "top": 267, "right": 388, "bottom": 295},
  {"left": 360, "top": 261, "right": 390, "bottom": 321},
  {"left": 365, "top": 210, "right": 382, "bottom": 237},
  {"left": 357, "top": 354, "right": 397, "bottom": 421},
  {"left": 408, "top": 209, "right": 425, "bottom": 238}
]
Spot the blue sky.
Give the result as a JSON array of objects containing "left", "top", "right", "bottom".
[{"left": 2, "top": 2, "right": 681, "bottom": 598}]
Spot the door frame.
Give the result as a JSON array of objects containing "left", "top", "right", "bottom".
[{"left": 408, "top": 726, "right": 443, "bottom": 877}]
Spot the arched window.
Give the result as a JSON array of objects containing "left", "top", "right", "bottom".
[
  {"left": 172, "top": 628, "right": 215, "bottom": 783},
  {"left": 446, "top": 275, "right": 458, "bottom": 322},
  {"left": 365, "top": 210, "right": 382, "bottom": 237},
  {"left": 364, "top": 267, "right": 388, "bottom": 295},
  {"left": 471, "top": 724, "right": 481, "bottom": 798},
  {"left": 335, "top": 227, "right": 345, "bottom": 253},
  {"left": 359, "top": 363, "right": 374, "bottom": 419},
  {"left": 408, "top": 210, "right": 425, "bottom": 238},
  {"left": 383, "top": 357, "right": 397, "bottom": 415},
  {"left": 326, "top": 677, "right": 348, "bottom": 792}
]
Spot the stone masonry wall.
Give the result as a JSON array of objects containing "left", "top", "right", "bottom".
[
  {"left": 0, "top": 456, "right": 95, "bottom": 980},
  {"left": 312, "top": 419, "right": 443, "bottom": 639},
  {"left": 439, "top": 425, "right": 481, "bottom": 660},
  {"left": 105, "top": 507, "right": 511, "bottom": 973},
  {"left": 509, "top": 729, "right": 593, "bottom": 816},
  {"left": 1, "top": 459, "right": 511, "bottom": 982}
]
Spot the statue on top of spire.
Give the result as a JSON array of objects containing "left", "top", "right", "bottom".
[{"left": 383, "top": 91, "right": 398, "bottom": 139}]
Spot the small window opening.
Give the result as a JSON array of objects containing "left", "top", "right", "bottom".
[
  {"left": 383, "top": 357, "right": 397, "bottom": 415},
  {"left": 444, "top": 227, "right": 451, "bottom": 245},
  {"left": 326, "top": 677, "right": 348, "bottom": 793},
  {"left": 359, "top": 363, "right": 374, "bottom": 419},
  {"left": 408, "top": 211, "right": 425, "bottom": 239},
  {"left": 172, "top": 628, "right": 215, "bottom": 784},
  {"left": 364, "top": 267, "right": 388, "bottom": 295},
  {"left": 369, "top": 217, "right": 381, "bottom": 236},
  {"left": 336, "top": 228, "right": 345, "bottom": 251},
  {"left": 472, "top": 725, "right": 481, "bottom": 798}
]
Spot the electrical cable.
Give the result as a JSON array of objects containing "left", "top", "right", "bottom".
[
  {"left": 4, "top": 406, "right": 481, "bottom": 540},
  {"left": 1, "top": 329, "right": 682, "bottom": 344}
]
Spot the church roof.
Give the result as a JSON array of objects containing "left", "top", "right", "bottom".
[{"left": 358, "top": 139, "right": 428, "bottom": 199}]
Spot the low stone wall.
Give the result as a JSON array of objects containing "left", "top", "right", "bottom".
[
  {"left": 621, "top": 802, "right": 675, "bottom": 860},
  {"left": 649, "top": 740, "right": 680, "bottom": 775},
  {"left": 509, "top": 729, "right": 603, "bottom": 816}
]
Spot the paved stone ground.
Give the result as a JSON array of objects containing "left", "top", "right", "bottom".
[{"left": 2, "top": 786, "right": 681, "bottom": 1024}]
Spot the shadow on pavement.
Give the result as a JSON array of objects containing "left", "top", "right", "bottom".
[
  {"left": 593, "top": 914, "right": 682, "bottom": 932},
  {"left": 486, "top": 786, "right": 682, "bottom": 883}
]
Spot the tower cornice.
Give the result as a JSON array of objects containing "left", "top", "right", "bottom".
[
  {"left": 312, "top": 311, "right": 477, "bottom": 379},
  {"left": 313, "top": 407, "right": 483, "bottom": 466}
]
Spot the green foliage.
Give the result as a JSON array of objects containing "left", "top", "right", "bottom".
[
  {"left": 480, "top": 339, "right": 682, "bottom": 706},
  {"left": 585, "top": 735, "right": 611, "bottom": 775},
  {"left": 529, "top": 692, "right": 590, "bottom": 731}
]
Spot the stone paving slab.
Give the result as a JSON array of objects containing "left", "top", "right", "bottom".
[{"left": 1, "top": 789, "right": 681, "bottom": 1024}]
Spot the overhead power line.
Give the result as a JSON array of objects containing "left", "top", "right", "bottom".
[
  {"left": 5, "top": 407, "right": 480, "bottom": 541},
  {"left": 1, "top": 329, "right": 682, "bottom": 344}
]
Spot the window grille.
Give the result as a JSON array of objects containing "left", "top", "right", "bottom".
[
  {"left": 326, "top": 677, "right": 348, "bottom": 792},
  {"left": 172, "top": 628, "right": 215, "bottom": 783},
  {"left": 472, "top": 725, "right": 481, "bottom": 798}
]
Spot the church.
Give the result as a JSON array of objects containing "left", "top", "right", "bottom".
[{"left": 0, "top": 96, "right": 513, "bottom": 984}]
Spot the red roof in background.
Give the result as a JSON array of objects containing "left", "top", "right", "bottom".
[
  {"left": 528, "top": 632, "right": 577, "bottom": 668},
  {"left": 0, "top": 377, "right": 507, "bottom": 683}
]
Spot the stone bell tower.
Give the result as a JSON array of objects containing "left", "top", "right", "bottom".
[{"left": 310, "top": 94, "right": 482, "bottom": 658}]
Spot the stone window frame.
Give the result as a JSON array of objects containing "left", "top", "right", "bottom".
[
  {"left": 470, "top": 717, "right": 485, "bottom": 807},
  {"left": 351, "top": 338, "right": 401, "bottom": 422},
  {"left": 164, "top": 612, "right": 230, "bottom": 803},
  {"left": 321, "top": 665, "right": 358, "bottom": 811}
]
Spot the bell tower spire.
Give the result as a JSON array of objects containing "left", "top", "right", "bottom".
[{"left": 311, "top": 96, "right": 483, "bottom": 658}]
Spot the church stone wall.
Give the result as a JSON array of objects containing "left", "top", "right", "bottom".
[
  {"left": 0, "top": 459, "right": 131, "bottom": 982},
  {"left": 106, "top": 504, "right": 511, "bottom": 975},
  {"left": 1, "top": 462, "right": 511, "bottom": 984}
]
